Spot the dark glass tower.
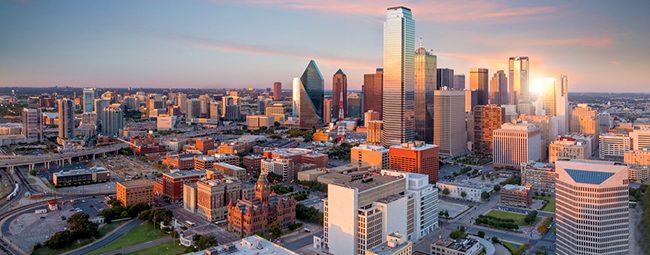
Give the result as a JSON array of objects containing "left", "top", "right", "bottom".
[{"left": 298, "top": 60, "right": 324, "bottom": 129}]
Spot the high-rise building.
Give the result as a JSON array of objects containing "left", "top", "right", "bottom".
[
  {"left": 469, "top": 68, "right": 489, "bottom": 105},
  {"left": 382, "top": 6, "right": 415, "bottom": 147},
  {"left": 273, "top": 82, "right": 282, "bottom": 101},
  {"left": 196, "top": 178, "right": 243, "bottom": 222},
  {"left": 177, "top": 93, "right": 187, "bottom": 114},
  {"left": 22, "top": 108, "right": 42, "bottom": 143},
  {"left": 489, "top": 70, "right": 507, "bottom": 105},
  {"left": 519, "top": 114, "right": 559, "bottom": 161},
  {"left": 389, "top": 141, "right": 439, "bottom": 182},
  {"left": 296, "top": 60, "right": 324, "bottom": 129},
  {"left": 630, "top": 129, "right": 650, "bottom": 151},
  {"left": 367, "top": 120, "right": 383, "bottom": 144},
  {"left": 209, "top": 100, "right": 220, "bottom": 120},
  {"left": 82, "top": 88, "right": 95, "bottom": 113},
  {"left": 555, "top": 160, "right": 629, "bottom": 255},
  {"left": 558, "top": 75, "right": 569, "bottom": 135},
  {"left": 323, "top": 98, "right": 332, "bottom": 124},
  {"left": 473, "top": 105, "right": 503, "bottom": 155},
  {"left": 508, "top": 56, "right": 529, "bottom": 105},
  {"left": 58, "top": 98, "right": 74, "bottom": 140},
  {"left": 493, "top": 122, "right": 542, "bottom": 168},
  {"left": 199, "top": 94, "right": 211, "bottom": 116},
  {"left": 599, "top": 133, "right": 631, "bottom": 161},
  {"left": 99, "top": 105, "right": 124, "bottom": 137},
  {"left": 221, "top": 96, "right": 241, "bottom": 121},
  {"left": 146, "top": 94, "right": 164, "bottom": 117},
  {"left": 332, "top": 69, "right": 347, "bottom": 120},
  {"left": 347, "top": 93, "right": 362, "bottom": 118},
  {"left": 186, "top": 98, "right": 201, "bottom": 120},
  {"left": 351, "top": 144, "right": 389, "bottom": 169},
  {"left": 453, "top": 74, "right": 465, "bottom": 90},
  {"left": 414, "top": 47, "right": 436, "bottom": 144},
  {"left": 434, "top": 90, "right": 467, "bottom": 156},
  {"left": 436, "top": 68, "right": 454, "bottom": 89},
  {"left": 541, "top": 78, "right": 558, "bottom": 116},
  {"left": 570, "top": 104, "right": 598, "bottom": 136},
  {"left": 363, "top": 68, "right": 383, "bottom": 117},
  {"left": 364, "top": 110, "right": 381, "bottom": 127}
]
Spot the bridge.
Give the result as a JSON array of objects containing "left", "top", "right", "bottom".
[{"left": 0, "top": 143, "right": 128, "bottom": 171}]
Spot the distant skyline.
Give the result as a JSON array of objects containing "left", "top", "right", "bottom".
[{"left": 1, "top": 0, "right": 649, "bottom": 93}]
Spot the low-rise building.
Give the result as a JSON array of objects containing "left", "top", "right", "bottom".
[
  {"left": 549, "top": 136, "right": 588, "bottom": 163},
  {"left": 430, "top": 238, "right": 482, "bottom": 255},
  {"left": 196, "top": 178, "right": 242, "bottom": 222},
  {"left": 183, "top": 183, "right": 197, "bottom": 213},
  {"left": 194, "top": 154, "right": 239, "bottom": 170},
  {"left": 116, "top": 179, "right": 153, "bottom": 207},
  {"left": 629, "top": 165, "right": 650, "bottom": 183},
  {"left": 242, "top": 154, "right": 265, "bottom": 174},
  {"left": 157, "top": 170, "right": 205, "bottom": 201},
  {"left": 625, "top": 149, "right": 650, "bottom": 167},
  {"left": 366, "top": 232, "right": 412, "bottom": 255},
  {"left": 162, "top": 153, "right": 195, "bottom": 170},
  {"left": 185, "top": 235, "right": 298, "bottom": 255},
  {"left": 260, "top": 158, "right": 295, "bottom": 181},
  {"left": 436, "top": 181, "right": 491, "bottom": 202},
  {"left": 599, "top": 133, "right": 631, "bottom": 161},
  {"left": 351, "top": 144, "right": 390, "bottom": 170},
  {"left": 521, "top": 162, "right": 555, "bottom": 194},
  {"left": 52, "top": 167, "right": 110, "bottom": 187},
  {"left": 246, "top": 115, "right": 274, "bottom": 130},
  {"left": 212, "top": 162, "right": 247, "bottom": 180},
  {"left": 500, "top": 184, "right": 532, "bottom": 208}
]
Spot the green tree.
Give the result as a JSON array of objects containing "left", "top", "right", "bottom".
[
  {"left": 477, "top": 231, "right": 485, "bottom": 238},
  {"left": 481, "top": 191, "right": 490, "bottom": 200},
  {"left": 493, "top": 185, "right": 501, "bottom": 192},
  {"left": 491, "top": 236, "right": 500, "bottom": 243},
  {"left": 193, "top": 235, "right": 218, "bottom": 250},
  {"left": 442, "top": 187, "right": 450, "bottom": 195},
  {"left": 269, "top": 222, "right": 282, "bottom": 240},
  {"left": 461, "top": 191, "right": 467, "bottom": 198}
]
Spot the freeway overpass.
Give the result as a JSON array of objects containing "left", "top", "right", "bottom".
[{"left": 0, "top": 143, "right": 128, "bottom": 171}]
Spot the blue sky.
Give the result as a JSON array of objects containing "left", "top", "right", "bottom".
[{"left": 1, "top": 0, "right": 649, "bottom": 92}]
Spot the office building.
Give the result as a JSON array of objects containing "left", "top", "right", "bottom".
[
  {"left": 58, "top": 98, "right": 74, "bottom": 140},
  {"left": 435, "top": 181, "right": 490, "bottom": 202},
  {"left": 99, "top": 105, "right": 124, "bottom": 137},
  {"left": 186, "top": 98, "right": 201, "bottom": 120},
  {"left": 493, "top": 122, "right": 542, "bottom": 168},
  {"left": 489, "top": 70, "right": 507, "bottom": 105},
  {"left": 296, "top": 60, "right": 324, "bottom": 129},
  {"left": 364, "top": 110, "right": 381, "bottom": 127},
  {"left": 555, "top": 160, "right": 629, "bottom": 255},
  {"left": 453, "top": 74, "right": 465, "bottom": 90},
  {"left": 323, "top": 98, "right": 332, "bottom": 124},
  {"left": 197, "top": 235, "right": 299, "bottom": 255},
  {"left": 260, "top": 158, "right": 295, "bottom": 181},
  {"left": 246, "top": 115, "right": 274, "bottom": 130},
  {"left": 436, "top": 68, "right": 454, "bottom": 89},
  {"left": 549, "top": 136, "right": 589, "bottom": 163},
  {"left": 519, "top": 114, "right": 559, "bottom": 160},
  {"left": 368, "top": 120, "right": 384, "bottom": 144},
  {"left": 82, "top": 88, "right": 95, "bottom": 113},
  {"left": 521, "top": 162, "right": 555, "bottom": 194},
  {"left": 348, "top": 92, "right": 363, "bottom": 118},
  {"left": 625, "top": 149, "right": 650, "bottom": 167},
  {"left": 212, "top": 162, "right": 246, "bottom": 180},
  {"left": 196, "top": 178, "right": 242, "bottom": 221},
  {"left": 389, "top": 141, "right": 439, "bottom": 182},
  {"left": 183, "top": 183, "right": 197, "bottom": 213},
  {"left": 22, "top": 108, "right": 42, "bottom": 143},
  {"left": 469, "top": 68, "right": 488, "bottom": 105},
  {"left": 500, "top": 184, "right": 532, "bottom": 208},
  {"left": 273, "top": 82, "right": 282, "bottom": 101},
  {"left": 570, "top": 104, "right": 598, "bottom": 136},
  {"left": 351, "top": 144, "right": 390, "bottom": 169},
  {"left": 116, "top": 179, "right": 153, "bottom": 207},
  {"left": 177, "top": 93, "right": 187, "bottom": 114},
  {"left": 508, "top": 56, "right": 529, "bottom": 104},
  {"left": 558, "top": 76, "right": 569, "bottom": 134},
  {"left": 599, "top": 133, "right": 631, "bottom": 161},
  {"left": 473, "top": 105, "right": 503, "bottom": 155},
  {"left": 434, "top": 90, "right": 467, "bottom": 156},
  {"left": 265, "top": 103, "right": 285, "bottom": 123},
  {"left": 366, "top": 232, "right": 412, "bottom": 255},
  {"left": 430, "top": 238, "right": 482, "bottom": 255},
  {"left": 414, "top": 47, "right": 436, "bottom": 144},
  {"left": 382, "top": 6, "right": 415, "bottom": 147},
  {"left": 156, "top": 170, "right": 205, "bottom": 201},
  {"left": 630, "top": 129, "right": 650, "bottom": 151},
  {"left": 146, "top": 94, "right": 164, "bottom": 117},
  {"left": 222, "top": 96, "right": 241, "bottom": 121},
  {"left": 332, "top": 69, "right": 347, "bottom": 120},
  {"left": 364, "top": 68, "right": 384, "bottom": 117},
  {"left": 52, "top": 167, "right": 110, "bottom": 187}
]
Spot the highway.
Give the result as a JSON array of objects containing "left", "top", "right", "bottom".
[{"left": 0, "top": 143, "right": 128, "bottom": 169}]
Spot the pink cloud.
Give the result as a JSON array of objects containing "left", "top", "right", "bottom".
[{"left": 609, "top": 60, "right": 622, "bottom": 65}]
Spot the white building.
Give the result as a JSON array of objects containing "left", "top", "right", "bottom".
[
  {"left": 555, "top": 160, "right": 629, "bottom": 255},
  {"left": 184, "top": 235, "right": 298, "bottom": 255},
  {"left": 599, "top": 133, "right": 631, "bottom": 161},
  {"left": 157, "top": 115, "right": 176, "bottom": 131},
  {"left": 436, "top": 181, "right": 491, "bottom": 202},
  {"left": 630, "top": 129, "right": 650, "bottom": 151},
  {"left": 260, "top": 158, "right": 295, "bottom": 181},
  {"left": 493, "top": 122, "right": 542, "bottom": 168}
]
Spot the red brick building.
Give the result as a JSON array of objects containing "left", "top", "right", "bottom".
[
  {"left": 242, "top": 154, "right": 265, "bottom": 175},
  {"left": 158, "top": 170, "right": 205, "bottom": 201},
  {"left": 227, "top": 175, "right": 296, "bottom": 236},
  {"left": 195, "top": 138, "right": 215, "bottom": 154},
  {"left": 389, "top": 141, "right": 439, "bottom": 182},
  {"left": 162, "top": 153, "right": 195, "bottom": 170}
]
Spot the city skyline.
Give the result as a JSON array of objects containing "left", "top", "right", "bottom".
[{"left": 1, "top": 1, "right": 649, "bottom": 92}]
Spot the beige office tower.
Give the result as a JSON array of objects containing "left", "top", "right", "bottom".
[
  {"left": 508, "top": 56, "right": 529, "bottom": 105},
  {"left": 570, "top": 104, "right": 598, "bottom": 136},
  {"left": 414, "top": 47, "right": 436, "bottom": 144},
  {"left": 558, "top": 75, "right": 569, "bottom": 134},
  {"left": 382, "top": 6, "right": 415, "bottom": 147},
  {"left": 367, "top": 120, "right": 384, "bottom": 144},
  {"left": 542, "top": 78, "right": 557, "bottom": 116},
  {"left": 434, "top": 89, "right": 467, "bottom": 156},
  {"left": 630, "top": 129, "right": 650, "bottom": 151},
  {"left": 549, "top": 137, "right": 588, "bottom": 163},
  {"left": 599, "top": 133, "right": 631, "bottom": 161},
  {"left": 541, "top": 77, "right": 569, "bottom": 135},
  {"left": 469, "top": 68, "right": 489, "bottom": 105},
  {"left": 489, "top": 70, "right": 507, "bottom": 105},
  {"left": 519, "top": 114, "right": 560, "bottom": 161},
  {"left": 493, "top": 122, "right": 542, "bottom": 168},
  {"left": 555, "top": 160, "right": 629, "bottom": 255},
  {"left": 323, "top": 98, "right": 332, "bottom": 124},
  {"left": 364, "top": 110, "right": 381, "bottom": 127}
]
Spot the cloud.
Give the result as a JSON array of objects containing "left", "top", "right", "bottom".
[
  {"left": 609, "top": 60, "right": 622, "bottom": 65},
  {"left": 219, "top": 0, "right": 559, "bottom": 23}
]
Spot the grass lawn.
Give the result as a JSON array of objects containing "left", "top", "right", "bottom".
[
  {"left": 32, "top": 221, "right": 126, "bottom": 255},
  {"left": 128, "top": 240, "right": 186, "bottom": 255},
  {"left": 503, "top": 241, "right": 521, "bottom": 253},
  {"left": 486, "top": 210, "right": 536, "bottom": 226},
  {"left": 87, "top": 223, "right": 166, "bottom": 255},
  {"left": 541, "top": 197, "right": 556, "bottom": 212}
]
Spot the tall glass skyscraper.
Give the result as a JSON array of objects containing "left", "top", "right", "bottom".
[
  {"left": 414, "top": 47, "right": 436, "bottom": 144},
  {"left": 82, "top": 87, "right": 95, "bottom": 113},
  {"left": 508, "top": 56, "right": 529, "bottom": 105},
  {"left": 296, "top": 60, "right": 324, "bottom": 129},
  {"left": 382, "top": 6, "right": 415, "bottom": 147},
  {"left": 58, "top": 98, "right": 74, "bottom": 139},
  {"left": 332, "top": 69, "right": 347, "bottom": 121}
]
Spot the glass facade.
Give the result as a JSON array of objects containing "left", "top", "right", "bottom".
[
  {"left": 298, "top": 60, "right": 324, "bottom": 129},
  {"left": 508, "top": 56, "right": 529, "bottom": 104},
  {"left": 382, "top": 6, "right": 415, "bottom": 147},
  {"left": 414, "top": 47, "right": 436, "bottom": 144}
]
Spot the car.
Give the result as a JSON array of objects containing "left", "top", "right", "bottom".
[
  {"left": 61, "top": 216, "right": 66, "bottom": 220},
  {"left": 303, "top": 228, "right": 311, "bottom": 232}
]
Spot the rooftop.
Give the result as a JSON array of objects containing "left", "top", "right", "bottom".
[
  {"left": 503, "top": 184, "right": 530, "bottom": 191},
  {"left": 432, "top": 238, "right": 479, "bottom": 252},
  {"left": 164, "top": 170, "right": 205, "bottom": 179},
  {"left": 119, "top": 179, "right": 152, "bottom": 188},
  {"left": 185, "top": 235, "right": 298, "bottom": 255},
  {"left": 54, "top": 167, "right": 109, "bottom": 177},
  {"left": 214, "top": 162, "right": 245, "bottom": 171},
  {"left": 355, "top": 144, "right": 389, "bottom": 152},
  {"left": 332, "top": 174, "right": 403, "bottom": 192},
  {"left": 391, "top": 141, "right": 437, "bottom": 151}
]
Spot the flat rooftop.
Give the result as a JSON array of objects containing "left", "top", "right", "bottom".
[
  {"left": 54, "top": 167, "right": 109, "bottom": 177},
  {"left": 119, "top": 179, "right": 152, "bottom": 188},
  {"left": 214, "top": 162, "right": 245, "bottom": 171},
  {"left": 433, "top": 238, "right": 479, "bottom": 252},
  {"left": 332, "top": 174, "right": 402, "bottom": 192},
  {"left": 184, "top": 235, "right": 298, "bottom": 255},
  {"left": 164, "top": 170, "right": 205, "bottom": 178}
]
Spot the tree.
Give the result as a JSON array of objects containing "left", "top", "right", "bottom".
[
  {"left": 481, "top": 191, "right": 490, "bottom": 200},
  {"left": 525, "top": 210, "right": 538, "bottom": 225},
  {"left": 477, "top": 231, "right": 485, "bottom": 238},
  {"left": 268, "top": 222, "right": 282, "bottom": 240},
  {"left": 460, "top": 191, "right": 467, "bottom": 198},
  {"left": 44, "top": 230, "right": 73, "bottom": 249},
  {"left": 193, "top": 235, "right": 218, "bottom": 250},
  {"left": 442, "top": 187, "right": 450, "bottom": 195},
  {"left": 491, "top": 236, "right": 500, "bottom": 243},
  {"left": 67, "top": 213, "right": 99, "bottom": 239},
  {"left": 493, "top": 185, "right": 501, "bottom": 192}
]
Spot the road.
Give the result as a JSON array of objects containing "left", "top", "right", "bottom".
[
  {"left": 65, "top": 219, "right": 143, "bottom": 255},
  {"left": 0, "top": 143, "right": 128, "bottom": 168}
]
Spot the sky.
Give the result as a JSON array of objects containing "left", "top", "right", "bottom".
[{"left": 1, "top": 0, "right": 649, "bottom": 92}]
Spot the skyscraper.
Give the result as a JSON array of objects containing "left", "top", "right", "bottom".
[
  {"left": 273, "top": 82, "right": 282, "bottom": 101},
  {"left": 363, "top": 68, "right": 383, "bottom": 118},
  {"left": 82, "top": 88, "right": 95, "bottom": 113},
  {"left": 22, "top": 108, "right": 42, "bottom": 143},
  {"left": 555, "top": 160, "right": 629, "bottom": 255},
  {"left": 508, "top": 56, "right": 529, "bottom": 105},
  {"left": 323, "top": 98, "right": 332, "bottom": 124},
  {"left": 297, "top": 60, "right": 324, "bottom": 129},
  {"left": 347, "top": 93, "right": 362, "bottom": 118},
  {"left": 332, "top": 69, "right": 347, "bottom": 120},
  {"left": 177, "top": 93, "right": 187, "bottom": 114},
  {"left": 58, "top": 98, "right": 74, "bottom": 139},
  {"left": 558, "top": 75, "right": 569, "bottom": 135},
  {"left": 489, "top": 70, "right": 507, "bottom": 105},
  {"left": 541, "top": 78, "right": 557, "bottom": 116},
  {"left": 493, "top": 122, "right": 542, "bottom": 168},
  {"left": 434, "top": 90, "right": 467, "bottom": 156},
  {"left": 389, "top": 141, "right": 439, "bottom": 182},
  {"left": 473, "top": 105, "right": 503, "bottom": 155},
  {"left": 382, "top": 6, "right": 415, "bottom": 147},
  {"left": 470, "top": 68, "right": 489, "bottom": 105},
  {"left": 436, "top": 68, "right": 454, "bottom": 89},
  {"left": 453, "top": 74, "right": 465, "bottom": 90},
  {"left": 187, "top": 98, "right": 201, "bottom": 120},
  {"left": 292, "top": 77, "right": 300, "bottom": 117},
  {"left": 100, "top": 105, "right": 124, "bottom": 137},
  {"left": 221, "top": 96, "right": 241, "bottom": 121},
  {"left": 570, "top": 104, "right": 598, "bottom": 136},
  {"left": 414, "top": 47, "right": 436, "bottom": 143}
]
